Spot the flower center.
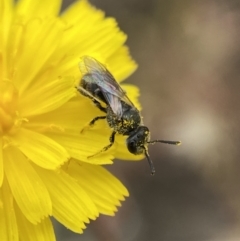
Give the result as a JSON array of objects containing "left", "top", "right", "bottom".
[{"left": 0, "top": 81, "right": 19, "bottom": 134}]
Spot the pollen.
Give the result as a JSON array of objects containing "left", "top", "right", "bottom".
[{"left": 0, "top": 81, "right": 20, "bottom": 134}]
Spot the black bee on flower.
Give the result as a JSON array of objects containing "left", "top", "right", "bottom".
[{"left": 77, "top": 56, "right": 181, "bottom": 175}]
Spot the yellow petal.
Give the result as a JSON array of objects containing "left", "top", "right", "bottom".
[
  {"left": 46, "top": 131, "right": 114, "bottom": 165},
  {"left": 67, "top": 161, "right": 129, "bottom": 216},
  {"left": 0, "top": 0, "right": 13, "bottom": 48},
  {"left": 0, "top": 0, "right": 13, "bottom": 79},
  {"left": 0, "top": 137, "right": 3, "bottom": 187},
  {"left": 26, "top": 96, "right": 102, "bottom": 133},
  {"left": 10, "top": 18, "right": 64, "bottom": 95},
  {"left": 61, "top": 0, "right": 104, "bottom": 24},
  {"left": 73, "top": 18, "right": 126, "bottom": 58},
  {"left": 4, "top": 21, "right": 23, "bottom": 79},
  {"left": 15, "top": 205, "right": 55, "bottom": 241},
  {"left": 35, "top": 166, "right": 99, "bottom": 233},
  {"left": 15, "top": 0, "right": 61, "bottom": 18},
  {"left": 12, "top": 128, "right": 69, "bottom": 169},
  {"left": 19, "top": 76, "right": 76, "bottom": 117},
  {"left": 0, "top": 180, "right": 18, "bottom": 241},
  {"left": 4, "top": 147, "right": 52, "bottom": 224},
  {"left": 26, "top": 97, "right": 115, "bottom": 164},
  {"left": 60, "top": 0, "right": 126, "bottom": 59},
  {"left": 107, "top": 46, "right": 138, "bottom": 82},
  {"left": 121, "top": 84, "right": 141, "bottom": 110}
]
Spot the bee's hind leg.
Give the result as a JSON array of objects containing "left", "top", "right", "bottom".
[
  {"left": 77, "top": 86, "right": 107, "bottom": 113},
  {"left": 92, "top": 99, "right": 107, "bottom": 113},
  {"left": 88, "top": 131, "right": 116, "bottom": 158},
  {"left": 80, "top": 98, "right": 107, "bottom": 133}
]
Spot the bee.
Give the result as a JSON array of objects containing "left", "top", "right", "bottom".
[{"left": 77, "top": 56, "right": 181, "bottom": 175}]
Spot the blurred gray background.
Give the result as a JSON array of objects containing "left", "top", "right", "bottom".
[{"left": 57, "top": 0, "right": 240, "bottom": 240}]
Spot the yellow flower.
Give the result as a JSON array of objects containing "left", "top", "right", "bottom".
[{"left": 0, "top": 0, "right": 142, "bottom": 240}]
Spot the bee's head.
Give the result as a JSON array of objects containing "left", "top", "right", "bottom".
[
  {"left": 127, "top": 126, "right": 150, "bottom": 155},
  {"left": 127, "top": 126, "right": 181, "bottom": 175},
  {"left": 127, "top": 126, "right": 155, "bottom": 175}
]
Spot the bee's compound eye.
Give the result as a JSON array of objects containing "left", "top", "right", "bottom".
[
  {"left": 127, "top": 139, "right": 137, "bottom": 154},
  {"left": 129, "top": 141, "right": 135, "bottom": 148}
]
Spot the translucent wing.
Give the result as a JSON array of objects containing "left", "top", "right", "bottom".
[{"left": 79, "top": 56, "right": 135, "bottom": 118}]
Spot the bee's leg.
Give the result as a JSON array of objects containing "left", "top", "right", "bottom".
[
  {"left": 77, "top": 86, "right": 107, "bottom": 113},
  {"left": 89, "top": 116, "right": 106, "bottom": 126},
  {"left": 81, "top": 116, "right": 106, "bottom": 133},
  {"left": 80, "top": 96, "right": 106, "bottom": 133},
  {"left": 92, "top": 99, "right": 107, "bottom": 113},
  {"left": 88, "top": 131, "right": 116, "bottom": 158}
]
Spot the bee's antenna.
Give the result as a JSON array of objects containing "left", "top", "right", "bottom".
[
  {"left": 148, "top": 140, "right": 181, "bottom": 145},
  {"left": 143, "top": 147, "right": 155, "bottom": 176}
]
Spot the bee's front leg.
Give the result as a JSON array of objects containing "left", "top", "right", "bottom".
[{"left": 88, "top": 131, "right": 116, "bottom": 158}]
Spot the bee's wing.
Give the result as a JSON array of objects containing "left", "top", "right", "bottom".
[
  {"left": 79, "top": 56, "right": 135, "bottom": 117},
  {"left": 103, "top": 91, "right": 123, "bottom": 117}
]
